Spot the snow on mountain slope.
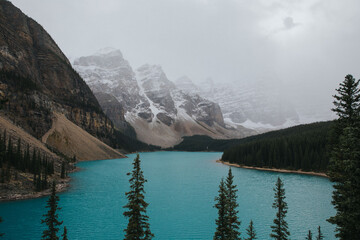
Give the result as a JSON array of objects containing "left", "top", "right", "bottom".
[
  {"left": 73, "top": 49, "right": 252, "bottom": 147},
  {"left": 73, "top": 48, "right": 142, "bottom": 110},
  {"left": 176, "top": 77, "right": 300, "bottom": 131}
]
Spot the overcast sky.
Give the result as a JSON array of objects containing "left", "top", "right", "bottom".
[{"left": 10, "top": 0, "right": 360, "bottom": 119}]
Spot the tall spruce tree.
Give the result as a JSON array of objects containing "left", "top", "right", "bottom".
[
  {"left": 123, "top": 153, "right": 153, "bottom": 240},
  {"left": 328, "top": 74, "right": 360, "bottom": 239},
  {"left": 60, "top": 162, "right": 66, "bottom": 179},
  {"left": 0, "top": 216, "right": 4, "bottom": 237},
  {"left": 245, "top": 220, "right": 257, "bottom": 240},
  {"left": 305, "top": 230, "right": 312, "bottom": 240},
  {"left": 332, "top": 74, "right": 360, "bottom": 125},
  {"left": 316, "top": 226, "right": 324, "bottom": 240},
  {"left": 214, "top": 178, "right": 228, "bottom": 240},
  {"left": 225, "top": 168, "right": 241, "bottom": 240},
  {"left": 41, "top": 181, "right": 63, "bottom": 240},
  {"left": 270, "top": 177, "right": 290, "bottom": 240},
  {"left": 61, "top": 226, "right": 68, "bottom": 240}
]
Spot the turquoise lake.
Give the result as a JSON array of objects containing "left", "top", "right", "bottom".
[{"left": 0, "top": 152, "right": 335, "bottom": 239}]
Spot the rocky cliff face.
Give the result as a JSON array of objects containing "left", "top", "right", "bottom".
[
  {"left": 74, "top": 49, "right": 248, "bottom": 147},
  {"left": 0, "top": 1, "right": 113, "bottom": 140},
  {"left": 0, "top": 1, "right": 131, "bottom": 200},
  {"left": 94, "top": 92, "right": 137, "bottom": 138},
  {"left": 0, "top": 1, "right": 146, "bottom": 157}
]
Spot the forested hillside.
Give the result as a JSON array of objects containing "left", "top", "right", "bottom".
[
  {"left": 221, "top": 121, "right": 333, "bottom": 172},
  {"left": 169, "top": 135, "right": 243, "bottom": 152}
]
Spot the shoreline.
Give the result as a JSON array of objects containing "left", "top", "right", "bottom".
[
  {"left": 0, "top": 177, "right": 71, "bottom": 202},
  {"left": 216, "top": 160, "right": 328, "bottom": 178}
]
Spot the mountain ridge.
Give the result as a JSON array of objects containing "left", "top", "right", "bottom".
[{"left": 74, "top": 49, "right": 253, "bottom": 147}]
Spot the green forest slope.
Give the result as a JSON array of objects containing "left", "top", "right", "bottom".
[{"left": 221, "top": 121, "right": 333, "bottom": 172}]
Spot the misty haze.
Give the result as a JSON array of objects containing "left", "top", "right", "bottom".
[
  {"left": 12, "top": 0, "right": 360, "bottom": 133},
  {"left": 0, "top": 0, "right": 359, "bottom": 239}
]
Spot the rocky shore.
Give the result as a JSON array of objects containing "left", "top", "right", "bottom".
[{"left": 216, "top": 160, "right": 328, "bottom": 178}]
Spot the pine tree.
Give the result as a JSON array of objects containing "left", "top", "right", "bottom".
[
  {"left": 270, "top": 177, "right": 290, "bottom": 240},
  {"left": 332, "top": 74, "right": 360, "bottom": 125},
  {"left": 214, "top": 178, "right": 228, "bottom": 240},
  {"left": 6, "top": 137, "right": 12, "bottom": 164},
  {"left": 225, "top": 168, "right": 241, "bottom": 240},
  {"left": 245, "top": 220, "right": 257, "bottom": 240},
  {"left": 15, "top": 138, "right": 21, "bottom": 169},
  {"left": 41, "top": 181, "right": 63, "bottom": 240},
  {"left": 316, "top": 226, "right": 324, "bottom": 240},
  {"left": 305, "top": 230, "right": 312, "bottom": 240},
  {"left": 60, "top": 162, "right": 66, "bottom": 179},
  {"left": 0, "top": 216, "right": 4, "bottom": 237},
  {"left": 61, "top": 226, "right": 68, "bottom": 240},
  {"left": 123, "top": 154, "right": 153, "bottom": 240},
  {"left": 328, "top": 74, "right": 360, "bottom": 239}
]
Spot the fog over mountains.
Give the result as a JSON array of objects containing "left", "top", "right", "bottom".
[
  {"left": 12, "top": 0, "right": 357, "bottom": 132},
  {"left": 73, "top": 47, "right": 337, "bottom": 147},
  {"left": 73, "top": 48, "right": 253, "bottom": 147},
  {"left": 175, "top": 76, "right": 300, "bottom": 129}
]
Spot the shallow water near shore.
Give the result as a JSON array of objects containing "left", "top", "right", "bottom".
[{"left": 0, "top": 152, "right": 335, "bottom": 239}]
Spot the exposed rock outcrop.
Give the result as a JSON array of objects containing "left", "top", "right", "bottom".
[
  {"left": 0, "top": 1, "right": 112, "bottom": 140},
  {"left": 74, "top": 49, "right": 252, "bottom": 147}
]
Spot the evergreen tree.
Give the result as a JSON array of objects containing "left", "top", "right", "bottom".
[
  {"left": 245, "top": 220, "right": 257, "bottom": 240},
  {"left": 0, "top": 216, "right": 4, "bottom": 237},
  {"left": 328, "top": 126, "right": 360, "bottom": 239},
  {"left": 332, "top": 74, "right": 360, "bottom": 125},
  {"left": 6, "top": 137, "right": 12, "bottom": 163},
  {"left": 123, "top": 154, "right": 153, "bottom": 240},
  {"left": 61, "top": 226, "right": 68, "bottom": 240},
  {"left": 214, "top": 178, "right": 228, "bottom": 240},
  {"left": 270, "top": 177, "right": 290, "bottom": 240},
  {"left": 15, "top": 138, "right": 21, "bottom": 169},
  {"left": 60, "top": 162, "right": 66, "bottom": 179},
  {"left": 328, "top": 74, "right": 360, "bottom": 239},
  {"left": 305, "top": 230, "right": 312, "bottom": 240},
  {"left": 225, "top": 168, "right": 241, "bottom": 240},
  {"left": 41, "top": 181, "right": 63, "bottom": 240},
  {"left": 316, "top": 226, "right": 324, "bottom": 240}
]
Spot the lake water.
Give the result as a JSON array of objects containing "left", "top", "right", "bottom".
[{"left": 0, "top": 152, "right": 335, "bottom": 239}]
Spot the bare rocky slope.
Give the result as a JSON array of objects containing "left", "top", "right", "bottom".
[
  {"left": 42, "top": 112, "right": 125, "bottom": 161},
  {"left": 0, "top": 1, "right": 134, "bottom": 199},
  {"left": 0, "top": 1, "right": 150, "bottom": 154},
  {"left": 74, "top": 49, "right": 254, "bottom": 147}
]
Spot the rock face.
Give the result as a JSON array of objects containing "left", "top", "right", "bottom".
[
  {"left": 0, "top": 1, "right": 129, "bottom": 158},
  {"left": 94, "top": 92, "right": 136, "bottom": 138},
  {"left": 176, "top": 77, "right": 300, "bottom": 130},
  {"left": 74, "top": 49, "right": 250, "bottom": 147}
]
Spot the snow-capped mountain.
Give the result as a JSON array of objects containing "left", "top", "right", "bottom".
[
  {"left": 175, "top": 76, "right": 200, "bottom": 95},
  {"left": 175, "top": 77, "right": 300, "bottom": 131},
  {"left": 73, "top": 49, "right": 253, "bottom": 147}
]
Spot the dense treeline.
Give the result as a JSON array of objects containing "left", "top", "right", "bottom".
[
  {"left": 169, "top": 135, "right": 243, "bottom": 152},
  {"left": 0, "top": 130, "right": 58, "bottom": 191},
  {"left": 221, "top": 121, "right": 333, "bottom": 172},
  {"left": 106, "top": 129, "right": 160, "bottom": 153}
]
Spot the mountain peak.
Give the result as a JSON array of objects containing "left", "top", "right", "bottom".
[
  {"left": 94, "top": 47, "right": 123, "bottom": 57},
  {"left": 137, "top": 64, "right": 163, "bottom": 74},
  {"left": 73, "top": 48, "right": 126, "bottom": 69},
  {"left": 136, "top": 64, "right": 169, "bottom": 85}
]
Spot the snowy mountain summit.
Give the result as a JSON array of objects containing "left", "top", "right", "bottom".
[
  {"left": 176, "top": 77, "right": 300, "bottom": 130},
  {"left": 73, "top": 49, "right": 250, "bottom": 147}
]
